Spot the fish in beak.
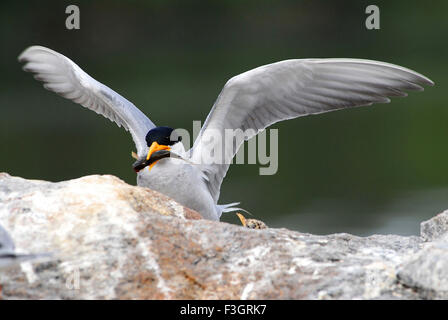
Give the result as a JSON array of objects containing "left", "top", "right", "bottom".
[
  {"left": 132, "top": 149, "right": 171, "bottom": 173},
  {"left": 132, "top": 142, "right": 171, "bottom": 173},
  {"left": 132, "top": 142, "right": 196, "bottom": 173}
]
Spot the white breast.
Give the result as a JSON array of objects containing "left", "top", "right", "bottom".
[{"left": 136, "top": 143, "right": 219, "bottom": 220}]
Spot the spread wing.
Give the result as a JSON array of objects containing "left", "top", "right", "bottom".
[
  {"left": 18, "top": 46, "right": 155, "bottom": 156},
  {"left": 189, "top": 58, "right": 434, "bottom": 202},
  {"left": 0, "top": 224, "right": 15, "bottom": 252},
  {"left": 0, "top": 224, "right": 51, "bottom": 269}
]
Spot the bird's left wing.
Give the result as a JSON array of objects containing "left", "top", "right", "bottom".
[
  {"left": 0, "top": 224, "right": 51, "bottom": 269},
  {"left": 18, "top": 46, "right": 155, "bottom": 156},
  {"left": 0, "top": 224, "right": 15, "bottom": 252},
  {"left": 189, "top": 58, "right": 434, "bottom": 202}
]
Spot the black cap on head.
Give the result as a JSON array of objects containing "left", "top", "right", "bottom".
[{"left": 145, "top": 126, "right": 182, "bottom": 147}]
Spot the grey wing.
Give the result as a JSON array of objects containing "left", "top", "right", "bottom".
[
  {"left": 18, "top": 46, "right": 155, "bottom": 157},
  {"left": 0, "top": 224, "right": 15, "bottom": 252},
  {"left": 0, "top": 224, "right": 19, "bottom": 269},
  {"left": 190, "top": 58, "right": 434, "bottom": 202},
  {"left": 0, "top": 224, "right": 51, "bottom": 269},
  {"left": 0, "top": 252, "right": 49, "bottom": 269}
]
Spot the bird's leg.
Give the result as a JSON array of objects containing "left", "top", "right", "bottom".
[
  {"left": 236, "top": 212, "right": 248, "bottom": 227},
  {"left": 131, "top": 151, "right": 138, "bottom": 160}
]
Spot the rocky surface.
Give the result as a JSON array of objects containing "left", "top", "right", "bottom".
[{"left": 0, "top": 172, "right": 447, "bottom": 299}]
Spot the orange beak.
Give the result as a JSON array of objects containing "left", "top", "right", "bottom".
[{"left": 146, "top": 142, "right": 171, "bottom": 171}]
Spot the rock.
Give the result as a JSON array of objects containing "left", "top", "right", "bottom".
[
  {"left": 0, "top": 173, "right": 447, "bottom": 299},
  {"left": 420, "top": 210, "right": 448, "bottom": 241},
  {"left": 396, "top": 235, "right": 448, "bottom": 299},
  {"left": 396, "top": 216, "right": 448, "bottom": 299}
]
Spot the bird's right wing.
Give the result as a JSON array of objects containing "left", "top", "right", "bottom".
[
  {"left": 18, "top": 46, "right": 155, "bottom": 157},
  {"left": 189, "top": 58, "right": 434, "bottom": 203}
]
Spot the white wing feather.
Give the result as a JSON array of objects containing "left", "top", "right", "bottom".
[
  {"left": 0, "top": 224, "right": 15, "bottom": 252},
  {"left": 190, "top": 58, "right": 434, "bottom": 202},
  {"left": 18, "top": 46, "right": 155, "bottom": 156},
  {"left": 0, "top": 224, "right": 50, "bottom": 269}
]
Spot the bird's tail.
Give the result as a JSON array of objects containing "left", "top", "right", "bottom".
[{"left": 217, "top": 202, "right": 251, "bottom": 218}]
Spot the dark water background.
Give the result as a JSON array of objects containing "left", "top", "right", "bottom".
[{"left": 1, "top": 1, "right": 447, "bottom": 235}]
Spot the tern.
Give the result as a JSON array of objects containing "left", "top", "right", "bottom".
[{"left": 18, "top": 46, "right": 434, "bottom": 221}]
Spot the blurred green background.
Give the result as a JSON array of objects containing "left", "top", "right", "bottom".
[{"left": 1, "top": 0, "right": 447, "bottom": 235}]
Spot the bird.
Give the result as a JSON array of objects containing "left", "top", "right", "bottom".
[{"left": 18, "top": 45, "right": 434, "bottom": 222}]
